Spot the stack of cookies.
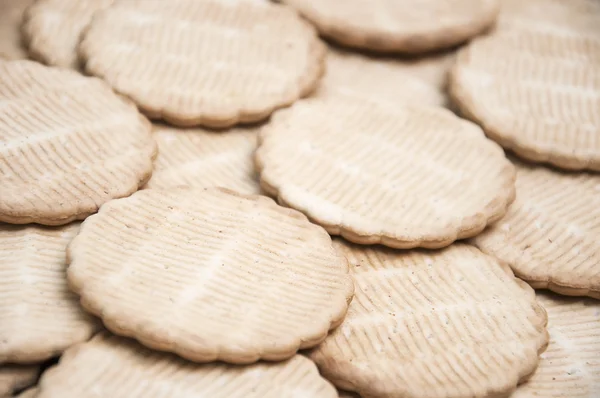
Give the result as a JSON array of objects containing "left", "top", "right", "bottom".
[{"left": 1, "top": 0, "right": 599, "bottom": 397}]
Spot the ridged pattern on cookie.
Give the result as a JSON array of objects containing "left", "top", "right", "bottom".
[
  {"left": 0, "top": 365, "right": 39, "bottom": 397},
  {"left": 67, "top": 188, "right": 353, "bottom": 364},
  {"left": 450, "top": 1, "right": 600, "bottom": 171},
  {"left": 144, "top": 124, "right": 259, "bottom": 194},
  {"left": 282, "top": 0, "right": 500, "bottom": 53},
  {"left": 513, "top": 293, "right": 600, "bottom": 398},
  {"left": 0, "top": 223, "right": 99, "bottom": 363},
  {"left": 0, "top": 0, "right": 34, "bottom": 60},
  {"left": 316, "top": 49, "right": 445, "bottom": 107},
  {"left": 472, "top": 161, "right": 600, "bottom": 299},
  {"left": 256, "top": 97, "right": 515, "bottom": 249},
  {"left": 309, "top": 241, "right": 549, "bottom": 398},
  {"left": 36, "top": 333, "right": 337, "bottom": 398},
  {"left": 79, "top": 0, "right": 326, "bottom": 128},
  {"left": 22, "top": 0, "right": 114, "bottom": 69},
  {"left": 0, "top": 60, "right": 156, "bottom": 225}
]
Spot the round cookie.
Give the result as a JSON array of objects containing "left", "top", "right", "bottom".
[
  {"left": 0, "top": 60, "right": 156, "bottom": 226},
  {"left": 36, "top": 332, "right": 338, "bottom": 398},
  {"left": 22, "top": 0, "right": 114, "bottom": 69},
  {"left": 309, "top": 240, "right": 549, "bottom": 398},
  {"left": 513, "top": 293, "right": 600, "bottom": 398},
  {"left": 67, "top": 188, "right": 353, "bottom": 364},
  {"left": 80, "top": 0, "right": 326, "bottom": 128},
  {"left": 0, "top": 365, "right": 39, "bottom": 397},
  {"left": 282, "top": 0, "right": 500, "bottom": 53},
  {"left": 0, "top": 0, "right": 34, "bottom": 60},
  {"left": 0, "top": 223, "right": 100, "bottom": 363},
  {"left": 256, "top": 97, "right": 515, "bottom": 249},
  {"left": 450, "top": 0, "right": 600, "bottom": 171},
  {"left": 144, "top": 124, "right": 260, "bottom": 194},
  {"left": 316, "top": 48, "right": 445, "bottom": 107},
  {"left": 472, "top": 160, "right": 600, "bottom": 299}
]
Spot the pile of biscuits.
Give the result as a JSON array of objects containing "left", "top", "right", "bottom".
[{"left": 1, "top": 0, "right": 599, "bottom": 397}]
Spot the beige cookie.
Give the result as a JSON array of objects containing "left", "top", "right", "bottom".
[
  {"left": 0, "top": 60, "right": 156, "bottom": 226},
  {"left": 0, "top": 0, "right": 34, "bottom": 60},
  {"left": 79, "top": 0, "right": 325, "bottom": 128},
  {"left": 256, "top": 97, "right": 515, "bottom": 249},
  {"left": 67, "top": 188, "right": 353, "bottom": 364},
  {"left": 450, "top": 1, "right": 600, "bottom": 171},
  {"left": 144, "top": 124, "right": 260, "bottom": 194},
  {"left": 36, "top": 333, "right": 337, "bottom": 398},
  {"left": 0, "top": 223, "right": 99, "bottom": 363},
  {"left": 22, "top": 0, "right": 114, "bottom": 69},
  {"left": 282, "top": 0, "right": 500, "bottom": 53},
  {"left": 512, "top": 293, "right": 600, "bottom": 398},
  {"left": 0, "top": 365, "right": 39, "bottom": 397},
  {"left": 309, "top": 241, "right": 549, "bottom": 398},
  {"left": 316, "top": 48, "right": 445, "bottom": 107},
  {"left": 472, "top": 160, "right": 600, "bottom": 299},
  {"left": 16, "top": 387, "right": 38, "bottom": 398}
]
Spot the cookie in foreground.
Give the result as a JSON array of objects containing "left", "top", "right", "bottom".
[{"left": 67, "top": 187, "right": 353, "bottom": 364}]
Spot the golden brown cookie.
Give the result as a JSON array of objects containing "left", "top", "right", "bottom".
[
  {"left": 472, "top": 160, "right": 600, "bottom": 299},
  {"left": 144, "top": 124, "right": 260, "bottom": 194},
  {"left": 450, "top": 0, "right": 600, "bottom": 171},
  {"left": 282, "top": 0, "right": 500, "bottom": 53},
  {"left": 0, "top": 60, "right": 156, "bottom": 225},
  {"left": 309, "top": 240, "right": 549, "bottom": 398},
  {"left": 36, "top": 332, "right": 337, "bottom": 397},
  {"left": 80, "top": 0, "right": 326, "bottom": 128},
  {"left": 67, "top": 188, "right": 353, "bottom": 364},
  {"left": 0, "top": 223, "right": 99, "bottom": 364},
  {"left": 22, "top": 0, "right": 114, "bottom": 69},
  {"left": 513, "top": 293, "right": 600, "bottom": 398},
  {"left": 256, "top": 97, "right": 515, "bottom": 249}
]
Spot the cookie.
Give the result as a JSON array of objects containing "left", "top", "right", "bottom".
[
  {"left": 256, "top": 97, "right": 515, "bottom": 249},
  {"left": 0, "top": 60, "right": 156, "bottom": 226},
  {"left": 17, "top": 387, "right": 38, "bottom": 398},
  {"left": 338, "top": 390, "right": 360, "bottom": 398},
  {"left": 0, "top": 0, "right": 34, "bottom": 60},
  {"left": 282, "top": 0, "right": 500, "bottom": 53},
  {"left": 472, "top": 160, "right": 600, "bottom": 299},
  {"left": 309, "top": 240, "right": 549, "bottom": 398},
  {"left": 316, "top": 48, "right": 445, "bottom": 107},
  {"left": 513, "top": 293, "right": 600, "bottom": 398},
  {"left": 0, "top": 223, "right": 99, "bottom": 363},
  {"left": 450, "top": 1, "right": 600, "bottom": 171},
  {"left": 67, "top": 188, "right": 353, "bottom": 364},
  {"left": 22, "top": 0, "right": 114, "bottom": 69},
  {"left": 79, "top": 0, "right": 326, "bottom": 128},
  {"left": 36, "top": 333, "right": 337, "bottom": 397},
  {"left": 144, "top": 124, "right": 260, "bottom": 194},
  {"left": 0, "top": 365, "right": 39, "bottom": 397}
]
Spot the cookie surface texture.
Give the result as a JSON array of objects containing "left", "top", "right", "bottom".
[
  {"left": 256, "top": 98, "right": 515, "bottom": 249},
  {"left": 309, "top": 241, "right": 549, "bottom": 398},
  {"left": 144, "top": 124, "right": 260, "bottom": 194},
  {"left": 36, "top": 333, "right": 337, "bottom": 398},
  {"left": 0, "top": 60, "right": 156, "bottom": 225},
  {"left": 67, "top": 188, "right": 353, "bottom": 364},
  {"left": 22, "top": 0, "right": 114, "bottom": 69},
  {"left": 282, "top": 0, "right": 500, "bottom": 53},
  {"left": 80, "top": 0, "right": 326, "bottom": 128},
  {"left": 450, "top": 0, "right": 600, "bottom": 171},
  {"left": 513, "top": 293, "right": 600, "bottom": 398},
  {"left": 472, "top": 161, "right": 600, "bottom": 299},
  {"left": 0, "top": 0, "right": 34, "bottom": 60},
  {"left": 0, "top": 365, "right": 39, "bottom": 397},
  {"left": 316, "top": 48, "right": 445, "bottom": 107},
  {"left": 0, "top": 223, "right": 99, "bottom": 363}
]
